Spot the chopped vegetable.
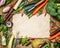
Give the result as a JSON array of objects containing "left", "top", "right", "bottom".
[
  {"left": 8, "top": 35, "right": 14, "bottom": 48},
  {"left": 21, "top": 36, "right": 27, "bottom": 46}
]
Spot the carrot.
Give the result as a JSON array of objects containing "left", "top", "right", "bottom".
[
  {"left": 48, "top": 32, "right": 60, "bottom": 40},
  {"left": 28, "top": 0, "right": 34, "bottom": 2},
  {"left": 32, "top": 0, "right": 48, "bottom": 15},
  {"left": 35, "top": 0, "right": 45, "bottom": 6}
]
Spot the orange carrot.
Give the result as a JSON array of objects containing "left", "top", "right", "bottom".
[
  {"left": 32, "top": 0, "right": 48, "bottom": 15},
  {"left": 35, "top": 0, "right": 45, "bottom": 6},
  {"left": 28, "top": 0, "right": 34, "bottom": 2},
  {"left": 48, "top": 32, "right": 60, "bottom": 40}
]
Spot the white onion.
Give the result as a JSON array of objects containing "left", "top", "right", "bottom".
[
  {"left": 0, "top": 0, "right": 6, "bottom": 6},
  {"left": 3, "top": 6, "right": 10, "bottom": 13}
]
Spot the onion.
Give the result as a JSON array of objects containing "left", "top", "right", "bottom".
[{"left": 0, "top": 0, "right": 6, "bottom": 6}]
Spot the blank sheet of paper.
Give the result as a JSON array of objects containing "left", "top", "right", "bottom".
[{"left": 12, "top": 13, "right": 50, "bottom": 38}]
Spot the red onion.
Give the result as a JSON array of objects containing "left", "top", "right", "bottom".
[{"left": 0, "top": 0, "right": 6, "bottom": 6}]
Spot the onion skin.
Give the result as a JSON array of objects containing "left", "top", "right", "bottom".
[
  {"left": 0, "top": 0, "right": 6, "bottom": 6},
  {"left": 3, "top": 6, "right": 11, "bottom": 13}
]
